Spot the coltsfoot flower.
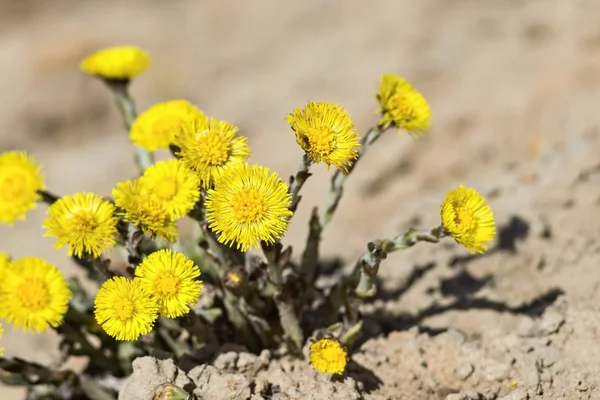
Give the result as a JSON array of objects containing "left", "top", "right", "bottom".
[
  {"left": 441, "top": 185, "right": 495, "bottom": 254},
  {"left": 113, "top": 180, "right": 178, "bottom": 242},
  {"left": 130, "top": 100, "right": 204, "bottom": 151},
  {"left": 139, "top": 159, "right": 200, "bottom": 220},
  {"left": 0, "top": 257, "right": 71, "bottom": 333},
  {"left": 43, "top": 192, "right": 118, "bottom": 258},
  {"left": 135, "top": 249, "right": 202, "bottom": 318},
  {"left": 80, "top": 46, "right": 150, "bottom": 81},
  {"left": 377, "top": 73, "right": 431, "bottom": 135},
  {"left": 310, "top": 338, "right": 348, "bottom": 375},
  {"left": 206, "top": 163, "right": 292, "bottom": 251},
  {"left": 94, "top": 277, "right": 159, "bottom": 341},
  {"left": 174, "top": 116, "right": 251, "bottom": 188},
  {"left": 286, "top": 102, "right": 360, "bottom": 171},
  {"left": 0, "top": 151, "right": 44, "bottom": 225}
]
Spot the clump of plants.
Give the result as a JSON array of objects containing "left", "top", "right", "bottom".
[{"left": 0, "top": 46, "right": 495, "bottom": 399}]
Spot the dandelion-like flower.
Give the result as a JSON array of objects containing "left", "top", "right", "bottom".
[
  {"left": 174, "top": 116, "right": 251, "bottom": 188},
  {"left": 206, "top": 163, "right": 292, "bottom": 251},
  {"left": 441, "top": 185, "right": 495, "bottom": 254},
  {"left": 0, "top": 257, "right": 71, "bottom": 333},
  {"left": 130, "top": 100, "right": 204, "bottom": 151},
  {"left": 135, "top": 249, "right": 202, "bottom": 318},
  {"left": 310, "top": 338, "right": 348, "bottom": 375},
  {"left": 113, "top": 180, "right": 178, "bottom": 242},
  {"left": 139, "top": 159, "right": 200, "bottom": 219},
  {"left": 377, "top": 73, "right": 432, "bottom": 135},
  {"left": 286, "top": 102, "right": 360, "bottom": 171},
  {"left": 0, "top": 151, "right": 44, "bottom": 225},
  {"left": 43, "top": 192, "right": 118, "bottom": 258},
  {"left": 80, "top": 46, "right": 150, "bottom": 81},
  {"left": 94, "top": 277, "right": 158, "bottom": 341}
]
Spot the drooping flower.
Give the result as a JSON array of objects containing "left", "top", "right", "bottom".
[
  {"left": 174, "top": 116, "right": 251, "bottom": 188},
  {"left": 130, "top": 100, "right": 204, "bottom": 151},
  {"left": 135, "top": 249, "right": 202, "bottom": 318},
  {"left": 310, "top": 338, "right": 348, "bottom": 375},
  {"left": 0, "top": 151, "right": 44, "bottom": 225},
  {"left": 43, "top": 192, "right": 118, "bottom": 258},
  {"left": 286, "top": 102, "right": 360, "bottom": 171},
  {"left": 377, "top": 73, "right": 432, "bottom": 135},
  {"left": 441, "top": 185, "right": 495, "bottom": 254},
  {"left": 206, "top": 163, "right": 292, "bottom": 251},
  {"left": 80, "top": 46, "right": 150, "bottom": 80},
  {"left": 139, "top": 159, "right": 200, "bottom": 219},
  {"left": 112, "top": 180, "right": 178, "bottom": 242},
  {"left": 94, "top": 277, "right": 158, "bottom": 341},
  {"left": 0, "top": 257, "right": 71, "bottom": 333}
]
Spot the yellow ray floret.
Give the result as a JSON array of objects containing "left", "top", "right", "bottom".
[
  {"left": 0, "top": 257, "right": 71, "bottom": 333},
  {"left": 43, "top": 192, "right": 118, "bottom": 258},
  {"left": 286, "top": 102, "right": 360, "bottom": 171},
  {"left": 0, "top": 151, "right": 44, "bottom": 225},
  {"left": 310, "top": 338, "right": 348, "bottom": 375},
  {"left": 80, "top": 46, "right": 150, "bottom": 80},
  {"left": 441, "top": 185, "right": 495, "bottom": 254},
  {"left": 205, "top": 163, "right": 292, "bottom": 251},
  {"left": 135, "top": 249, "right": 202, "bottom": 318}
]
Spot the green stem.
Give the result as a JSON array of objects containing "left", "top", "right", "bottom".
[
  {"left": 37, "top": 189, "right": 61, "bottom": 205},
  {"left": 288, "top": 153, "right": 312, "bottom": 215}
]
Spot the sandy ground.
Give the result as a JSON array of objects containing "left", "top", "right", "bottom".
[{"left": 2, "top": 0, "right": 600, "bottom": 398}]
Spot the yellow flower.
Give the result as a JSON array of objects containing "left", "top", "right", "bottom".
[
  {"left": 113, "top": 180, "right": 178, "bottom": 242},
  {"left": 80, "top": 46, "right": 150, "bottom": 80},
  {"left": 0, "top": 151, "right": 44, "bottom": 225},
  {"left": 139, "top": 159, "right": 200, "bottom": 219},
  {"left": 206, "top": 163, "right": 292, "bottom": 251},
  {"left": 43, "top": 192, "right": 118, "bottom": 258},
  {"left": 135, "top": 249, "right": 202, "bottom": 318},
  {"left": 94, "top": 277, "right": 158, "bottom": 341},
  {"left": 310, "top": 338, "right": 348, "bottom": 375},
  {"left": 377, "top": 73, "right": 432, "bottom": 135},
  {"left": 174, "top": 116, "right": 251, "bottom": 188},
  {"left": 441, "top": 185, "right": 495, "bottom": 254},
  {"left": 286, "top": 102, "right": 361, "bottom": 171},
  {"left": 0, "top": 257, "right": 71, "bottom": 333},
  {"left": 131, "top": 100, "right": 204, "bottom": 151}
]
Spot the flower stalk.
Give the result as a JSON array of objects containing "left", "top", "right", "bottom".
[{"left": 288, "top": 153, "right": 312, "bottom": 214}]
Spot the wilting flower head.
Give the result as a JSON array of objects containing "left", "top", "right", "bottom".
[
  {"left": 377, "top": 73, "right": 431, "bottom": 135},
  {"left": 174, "top": 116, "right": 251, "bottom": 188},
  {"left": 94, "top": 277, "right": 158, "bottom": 341},
  {"left": 441, "top": 185, "right": 495, "bottom": 254},
  {"left": 206, "top": 163, "right": 292, "bottom": 251},
  {"left": 80, "top": 46, "right": 150, "bottom": 81},
  {"left": 139, "top": 159, "right": 200, "bottom": 219},
  {"left": 286, "top": 102, "right": 360, "bottom": 171},
  {"left": 131, "top": 100, "right": 204, "bottom": 151},
  {"left": 310, "top": 338, "right": 348, "bottom": 375},
  {"left": 113, "top": 180, "right": 178, "bottom": 242},
  {"left": 135, "top": 249, "right": 202, "bottom": 318},
  {"left": 0, "top": 151, "right": 44, "bottom": 225},
  {"left": 0, "top": 257, "right": 71, "bottom": 333},
  {"left": 43, "top": 192, "right": 118, "bottom": 258}
]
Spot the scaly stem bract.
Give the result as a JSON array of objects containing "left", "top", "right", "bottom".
[{"left": 288, "top": 153, "right": 312, "bottom": 215}]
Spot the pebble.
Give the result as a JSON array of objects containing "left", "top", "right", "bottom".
[
  {"left": 456, "top": 363, "right": 475, "bottom": 381},
  {"left": 498, "top": 388, "right": 529, "bottom": 400}
]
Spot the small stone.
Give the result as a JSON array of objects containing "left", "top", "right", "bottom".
[
  {"left": 445, "top": 394, "right": 467, "bottom": 400},
  {"left": 236, "top": 352, "right": 258, "bottom": 369},
  {"left": 498, "top": 388, "right": 529, "bottom": 400},
  {"left": 538, "top": 311, "right": 564, "bottom": 335},
  {"left": 213, "top": 351, "right": 239, "bottom": 370},
  {"left": 456, "top": 363, "right": 475, "bottom": 381},
  {"left": 447, "top": 328, "right": 468, "bottom": 344},
  {"left": 481, "top": 385, "right": 500, "bottom": 400},
  {"left": 484, "top": 361, "right": 510, "bottom": 382}
]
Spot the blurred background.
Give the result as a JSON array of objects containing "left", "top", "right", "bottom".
[{"left": 2, "top": 0, "right": 600, "bottom": 398}]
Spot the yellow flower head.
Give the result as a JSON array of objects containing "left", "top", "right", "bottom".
[
  {"left": 0, "top": 257, "right": 71, "bottom": 333},
  {"left": 113, "top": 180, "right": 178, "bottom": 242},
  {"left": 135, "top": 249, "right": 202, "bottom": 318},
  {"left": 139, "top": 159, "right": 200, "bottom": 220},
  {"left": 174, "top": 116, "right": 251, "bottom": 188},
  {"left": 206, "top": 163, "right": 292, "bottom": 251},
  {"left": 43, "top": 192, "right": 118, "bottom": 258},
  {"left": 0, "top": 151, "right": 44, "bottom": 225},
  {"left": 94, "top": 277, "right": 158, "bottom": 341},
  {"left": 310, "top": 338, "right": 348, "bottom": 375},
  {"left": 377, "top": 73, "right": 432, "bottom": 135},
  {"left": 80, "top": 46, "right": 150, "bottom": 80},
  {"left": 286, "top": 102, "right": 360, "bottom": 171},
  {"left": 131, "top": 100, "right": 204, "bottom": 151},
  {"left": 441, "top": 185, "right": 495, "bottom": 254}
]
